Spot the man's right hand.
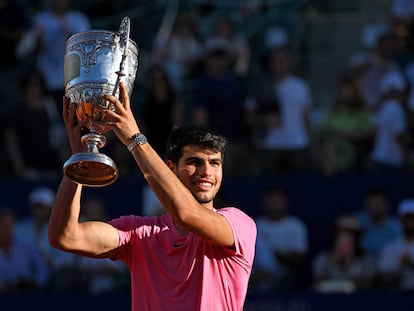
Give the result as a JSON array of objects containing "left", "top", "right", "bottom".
[{"left": 62, "top": 96, "right": 86, "bottom": 154}]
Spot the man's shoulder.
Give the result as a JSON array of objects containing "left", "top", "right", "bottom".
[
  {"left": 381, "top": 237, "right": 406, "bottom": 253},
  {"left": 282, "top": 75, "right": 311, "bottom": 92},
  {"left": 217, "top": 207, "right": 256, "bottom": 226},
  {"left": 217, "top": 206, "right": 251, "bottom": 216},
  {"left": 14, "top": 219, "right": 34, "bottom": 231},
  {"left": 286, "top": 215, "right": 308, "bottom": 229}
]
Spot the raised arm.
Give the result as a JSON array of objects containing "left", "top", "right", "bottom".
[
  {"left": 103, "top": 83, "right": 235, "bottom": 248},
  {"left": 48, "top": 98, "right": 119, "bottom": 258}
]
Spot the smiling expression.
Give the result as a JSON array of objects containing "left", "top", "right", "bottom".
[{"left": 169, "top": 145, "right": 223, "bottom": 208}]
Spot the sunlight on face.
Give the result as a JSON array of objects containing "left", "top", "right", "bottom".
[{"left": 175, "top": 145, "right": 223, "bottom": 206}]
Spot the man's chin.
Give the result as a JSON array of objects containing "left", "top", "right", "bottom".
[{"left": 195, "top": 195, "right": 214, "bottom": 205}]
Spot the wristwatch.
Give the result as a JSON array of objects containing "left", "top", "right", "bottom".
[{"left": 127, "top": 133, "right": 148, "bottom": 151}]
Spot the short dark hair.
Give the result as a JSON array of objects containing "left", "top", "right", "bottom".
[
  {"left": 166, "top": 124, "right": 226, "bottom": 164},
  {"left": 365, "top": 186, "right": 388, "bottom": 198}
]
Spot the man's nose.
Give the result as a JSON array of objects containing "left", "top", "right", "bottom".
[{"left": 198, "top": 162, "right": 213, "bottom": 176}]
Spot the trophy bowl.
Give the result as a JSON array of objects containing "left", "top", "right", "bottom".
[{"left": 63, "top": 17, "right": 139, "bottom": 187}]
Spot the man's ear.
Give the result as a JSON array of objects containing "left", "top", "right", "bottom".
[{"left": 166, "top": 160, "right": 177, "bottom": 172}]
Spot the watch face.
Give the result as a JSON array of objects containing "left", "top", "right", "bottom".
[
  {"left": 135, "top": 134, "right": 147, "bottom": 144},
  {"left": 127, "top": 133, "right": 147, "bottom": 151}
]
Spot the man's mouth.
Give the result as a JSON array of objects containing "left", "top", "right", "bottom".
[{"left": 194, "top": 181, "right": 213, "bottom": 190}]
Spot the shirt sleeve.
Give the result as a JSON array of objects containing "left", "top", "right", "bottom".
[
  {"left": 377, "top": 241, "right": 402, "bottom": 272},
  {"left": 217, "top": 207, "right": 257, "bottom": 267}
]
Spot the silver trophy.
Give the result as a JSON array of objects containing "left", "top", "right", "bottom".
[{"left": 63, "top": 17, "right": 139, "bottom": 187}]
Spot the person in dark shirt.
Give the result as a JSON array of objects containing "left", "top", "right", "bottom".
[
  {"left": 192, "top": 37, "right": 249, "bottom": 176},
  {"left": 0, "top": 0, "right": 29, "bottom": 112},
  {"left": 4, "top": 68, "right": 68, "bottom": 180},
  {"left": 140, "top": 64, "right": 184, "bottom": 157}
]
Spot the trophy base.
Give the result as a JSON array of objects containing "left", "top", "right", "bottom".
[{"left": 63, "top": 152, "right": 119, "bottom": 187}]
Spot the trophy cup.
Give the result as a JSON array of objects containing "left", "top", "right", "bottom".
[{"left": 63, "top": 17, "right": 139, "bottom": 187}]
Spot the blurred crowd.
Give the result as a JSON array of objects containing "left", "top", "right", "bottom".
[
  {"left": 0, "top": 186, "right": 129, "bottom": 294},
  {"left": 2, "top": 0, "right": 414, "bottom": 180},
  {"left": 2, "top": 0, "right": 414, "bottom": 296},
  {"left": 250, "top": 183, "right": 414, "bottom": 294}
]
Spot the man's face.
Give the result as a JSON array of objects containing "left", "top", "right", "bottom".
[
  {"left": 262, "top": 191, "right": 287, "bottom": 218},
  {"left": 269, "top": 49, "right": 291, "bottom": 77},
  {"left": 366, "top": 194, "right": 388, "bottom": 219},
  {"left": 170, "top": 145, "right": 223, "bottom": 206},
  {"left": 32, "top": 203, "right": 51, "bottom": 223}
]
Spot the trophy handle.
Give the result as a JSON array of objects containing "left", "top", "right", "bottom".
[
  {"left": 113, "top": 16, "right": 131, "bottom": 96},
  {"left": 119, "top": 16, "right": 130, "bottom": 50}
]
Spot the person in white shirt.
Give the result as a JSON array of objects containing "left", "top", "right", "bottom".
[
  {"left": 370, "top": 70, "right": 407, "bottom": 173},
  {"left": 15, "top": 186, "right": 77, "bottom": 292},
  {"left": 31, "top": 0, "right": 90, "bottom": 106},
  {"left": 378, "top": 199, "right": 414, "bottom": 290},
  {"left": 253, "top": 184, "right": 308, "bottom": 291},
  {"left": 246, "top": 44, "right": 314, "bottom": 173},
  {"left": 0, "top": 206, "right": 49, "bottom": 292}
]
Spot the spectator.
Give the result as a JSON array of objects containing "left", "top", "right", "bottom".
[
  {"left": 402, "top": 62, "right": 414, "bottom": 170},
  {"left": 391, "top": 0, "right": 414, "bottom": 21},
  {"left": 253, "top": 184, "right": 308, "bottom": 291},
  {"left": 354, "top": 187, "right": 403, "bottom": 261},
  {"left": 250, "top": 234, "right": 279, "bottom": 294},
  {"left": 317, "top": 73, "right": 375, "bottom": 175},
  {"left": 358, "top": 28, "right": 401, "bottom": 110},
  {"left": 389, "top": 0, "right": 414, "bottom": 68},
  {"left": 151, "top": 12, "right": 203, "bottom": 93},
  {"left": 192, "top": 36, "right": 250, "bottom": 176},
  {"left": 209, "top": 16, "right": 251, "bottom": 77},
  {"left": 369, "top": 70, "right": 408, "bottom": 174},
  {"left": 245, "top": 43, "right": 314, "bottom": 174},
  {"left": 15, "top": 186, "right": 79, "bottom": 291},
  {"left": 29, "top": 0, "right": 91, "bottom": 109},
  {"left": 377, "top": 199, "right": 414, "bottom": 290},
  {"left": 312, "top": 216, "right": 376, "bottom": 293},
  {"left": 15, "top": 186, "right": 56, "bottom": 266},
  {"left": 0, "top": 0, "right": 30, "bottom": 177},
  {"left": 77, "top": 196, "right": 129, "bottom": 294},
  {"left": 14, "top": 186, "right": 76, "bottom": 292},
  {"left": 141, "top": 184, "right": 164, "bottom": 217},
  {"left": 0, "top": 206, "right": 49, "bottom": 293},
  {"left": 0, "top": 0, "right": 29, "bottom": 113},
  {"left": 4, "top": 68, "right": 68, "bottom": 180},
  {"left": 140, "top": 64, "right": 185, "bottom": 157}
]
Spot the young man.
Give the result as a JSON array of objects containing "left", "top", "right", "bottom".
[{"left": 48, "top": 82, "right": 257, "bottom": 310}]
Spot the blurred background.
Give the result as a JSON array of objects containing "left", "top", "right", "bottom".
[{"left": 1, "top": 0, "right": 414, "bottom": 310}]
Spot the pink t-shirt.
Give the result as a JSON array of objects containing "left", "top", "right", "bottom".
[{"left": 109, "top": 207, "right": 256, "bottom": 311}]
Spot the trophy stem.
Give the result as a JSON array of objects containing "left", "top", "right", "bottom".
[
  {"left": 63, "top": 133, "right": 118, "bottom": 187},
  {"left": 82, "top": 133, "right": 107, "bottom": 153}
]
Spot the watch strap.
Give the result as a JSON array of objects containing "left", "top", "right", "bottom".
[{"left": 127, "top": 133, "right": 148, "bottom": 151}]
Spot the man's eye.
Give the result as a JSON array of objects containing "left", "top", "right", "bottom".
[{"left": 187, "top": 160, "right": 200, "bottom": 165}]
